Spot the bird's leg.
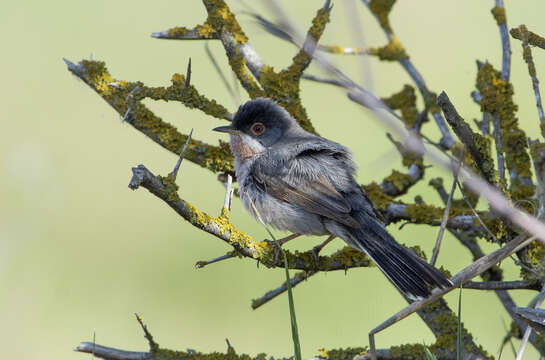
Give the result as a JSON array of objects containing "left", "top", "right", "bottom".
[
  {"left": 311, "top": 235, "right": 336, "bottom": 263},
  {"left": 266, "top": 233, "right": 301, "bottom": 265}
]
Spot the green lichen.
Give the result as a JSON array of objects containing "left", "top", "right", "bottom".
[
  {"left": 383, "top": 170, "right": 414, "bottom": 192},
  {"left": 476, "top": 63, "right": 534, "bottom": 201},
  {"left": 362, "top": 182, "right": 395, "bottom": 211},
  {"left": 511, "top": 27, "right": 545, "bottom": 49},
  {"left": 369, "top": 0, "right": 396, "bottom": 34},
  {"left": 260, "top": 65, "right": 316, "bottom": 133},
  {"left": 370, "top": 36, "right": 408, "bottom": 61},
  {"left": 520, "top": 241, "right": 545, "bottom": 281},
  {"left": 405, "top": 203, "right": 444, "bottom": 224},
  {"left": 473, "top": 132, "right": 496, "bottom": 181},
  {"left": 77, "top": 60, "right": 234, "bottom": 173},
  {"left": 481, "top": 213, "right": 510, "bottom": 242},
  {"left": 530, "top": 141, "right": 545, "bottom": 162},
  {"left": 203, "top": 0, "right": 248, "bottom": 44},
  {"left": 318, "top": 347, "right": 368, "bottom": 360},
  {"left": 152, "top": 347, "right": 259, "bottom": 360},
  {"left": 491, "top": 6, "right": 506, "bottom": 25},
  {"left": 159, "top": 175, "right": 181, "bottom": 202},
  {"left": 423, "top": 91, "right": 440, "bottom": 113},
  {"left": 139, "top": 73, "right": 230, "bottom": 120},
  {"left": 381, "top": 85, "right": 419, "bottom": 128},
  {"left": 227, "top": 49, "right": 265, "bottom": 99},
  {"left": 167, "top": 26, "right": 189, "bottom": 38},
  {"left": 390, "top": 344, "right": 426, "bottom": 359},
  {"left": 330, "top": 246, "right": 374, "bottom": 268}
]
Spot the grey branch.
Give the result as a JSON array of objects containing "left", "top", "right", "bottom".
[
  {"left": 464, "top": 280, "right": 540, "bottom": 290},
  {"left": 495, "top": 0, "right": 512, "bottom": 82},
  {"left": 252, "top": 271, "right": 317, "bottom": 309},
  {"left": 74, "top": 342, "right": 150, "bottom": 360}
]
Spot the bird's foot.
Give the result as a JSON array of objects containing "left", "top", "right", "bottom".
[
  {"left": 310, "top": 235, "right": 336, "bottom": 265},
  {"left": 264, "top": 239, "right": 284, "bottom": 266}
]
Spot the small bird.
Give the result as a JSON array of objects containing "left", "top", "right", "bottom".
[{"left": 213, "top": 98, "right": 452, "bottom": 300}]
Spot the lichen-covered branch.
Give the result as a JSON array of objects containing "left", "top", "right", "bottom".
[
  {"left": 128, "top": 164, "right": 379, "bottom": 272},
  {"left": 510, "top": 26, "right": 545, "bottom": 50},
  {"left": 492, "top": 0, "right": 511, "bottom": 82},
  {"left": 361, "top": 0, "right": 455, "bottom": 149},
  {"left": 437, "top": 91, "right": 495, "bottom": 183},
  {"left": 64, "top": 59, "right": 234, "bottom": 173},
  {"left": 151, "top": 24, "right": 219, "bottom": 40},
  {"left": 476, "top": 63, "right": 535, "bottom": 205},
  {"left": 512, "top": 25, "right": 545, "bottom": 127}
]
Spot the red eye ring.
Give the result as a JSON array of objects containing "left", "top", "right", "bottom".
[{"left": 250, "top": 122, "right": 265, "bottom": 136}]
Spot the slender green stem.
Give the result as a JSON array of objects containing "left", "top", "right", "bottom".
[{"left": 251, "top": 202, "right": 302, "bottom": 360}]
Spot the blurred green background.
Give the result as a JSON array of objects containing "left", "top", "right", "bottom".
[{"left": 3, "top": 1, "right": 545, "bottom": 359}]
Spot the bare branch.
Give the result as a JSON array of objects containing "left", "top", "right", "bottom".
[
  {"left": 464, "top": 280, "right": 539, "bottom": 290},
  {"left": 514, "top": 25, "right": 545, "bottom": 126},
  {"left": 430, "top": 152, "right": 462, "bottom": 266},
  {"left": 492, "top": 0, "right": 511, "bottom": 81},
  {"left": 74, "top": 342, "right": 150, "bottom": 360},
  {"left": 252, "top": 271, "right": 317, "bottom": 310},
  {"left": 171, "top": 129, "right": 193, "bottom": 182},
  {"left": 195, "top": 252, "right": 236, "bottom": 269}
]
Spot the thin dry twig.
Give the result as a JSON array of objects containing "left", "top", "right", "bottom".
[
  {"left": 195, "top": 253, "right": 236, "bottom": 269},
  {"left": 171, "top": 128, "right": 193, "bottom": 181},
  {"left": 252, "top": 271, "right": 318, "bottom": 310},
  {"left": 430, "top": 151, "right": 463, "bottom": 266},
  {"left": 368, "top": 235, "right": 535, "bottom": 360}
]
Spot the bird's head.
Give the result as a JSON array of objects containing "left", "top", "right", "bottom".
[{"left": 213, "top": 98, "right": 297, "bottom": 153}]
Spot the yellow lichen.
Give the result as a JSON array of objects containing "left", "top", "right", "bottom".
[
  {"left": 203, "top": 0, "right": 248, "bottom": 44},
  {"left": 167, "top": 26, "right": 189, "bottom": 38},
  {"left": 370, "top": 36, "right": 408, "bottom": 61},
  {"left": 196, "top": 23, "right": 216, "bottom": 38}
]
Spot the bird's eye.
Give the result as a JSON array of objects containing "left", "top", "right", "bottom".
[{"left": 250, "top": 122, "right": 265, "bottom": 136}]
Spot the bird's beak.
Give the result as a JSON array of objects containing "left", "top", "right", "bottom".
[{"left": 213, "top": 125, "right": 236, "bottom": 133}]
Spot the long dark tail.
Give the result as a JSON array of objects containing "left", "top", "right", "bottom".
[{"left": 348, "top": 214, "right": 452, "bottom": 300}]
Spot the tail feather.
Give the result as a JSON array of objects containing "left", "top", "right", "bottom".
[{"left": 349, "top": 215, "right": 452, "bottom": 300}]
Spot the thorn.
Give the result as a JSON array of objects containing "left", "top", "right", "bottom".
[
  {"left": 185, "top": 58, "right": 192, "bottom": 87},
  {"left": 172, "top": 128, "right": 193, "bottom": 181},
  {"left": 225, "top": 338, "right": 234, "bottom": 352}
]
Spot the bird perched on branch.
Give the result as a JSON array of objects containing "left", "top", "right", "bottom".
[{"left": 213, "top": 98, "right": 452, "bottom": 300}]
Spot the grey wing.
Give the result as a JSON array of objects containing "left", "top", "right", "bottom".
[{"left": 252, "top": 152, "right": 360, "bottom": 228}]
